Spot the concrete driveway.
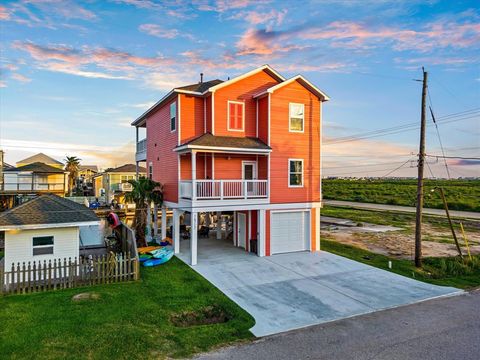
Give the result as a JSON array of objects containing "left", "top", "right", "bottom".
[{"left": 176, "top": 237, "right": 461, "bottom": 337}]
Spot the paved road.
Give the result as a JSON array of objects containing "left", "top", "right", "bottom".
[
  {"left": 196, "top": 290, "right": 480, "bottom": 360},
  {"left": 324, "top": 200, "right": 480, "bottom": 220}
]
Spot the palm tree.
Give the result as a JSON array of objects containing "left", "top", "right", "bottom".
[
  {"left": 64, "top": 156, "right": 81, "bottom": 196},
  {"left": 124, "top": 177, "right": 163, "bottom": 247}
]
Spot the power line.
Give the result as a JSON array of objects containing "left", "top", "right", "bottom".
[
  {"left": 381, "top": 158, "right": 414, "bottom": 177},
  {"left": 425, "top": 154, "right": 480, "bottom": 160},
  {"left": 324, "top": 108, "right": 479, "bottom": 145}
]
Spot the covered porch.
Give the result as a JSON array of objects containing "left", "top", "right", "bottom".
[
  {"left": 163, "top": 208, "right": 266, "bottom": 265},
  {"left": 175, "top": 133, "right": 271, "bottom": 204}
]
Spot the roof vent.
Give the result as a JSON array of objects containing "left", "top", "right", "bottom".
[{"left": 200, "top": 73, "right": 203, "bottom": 83}]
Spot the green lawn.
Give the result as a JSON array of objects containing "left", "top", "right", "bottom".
[
  {"left": 321, "top": 238, "right": 480, "bottom": 289},
  {"left": 0, "top": 257, "right": 255, "bottom": 359}
]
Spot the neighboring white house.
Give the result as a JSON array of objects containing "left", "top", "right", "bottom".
[{"left": 0, "top": 194, "right": 100, "bottom": 269}]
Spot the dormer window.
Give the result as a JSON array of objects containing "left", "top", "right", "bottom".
[
  {"left": 227, "top": 101, "right": 244, "bottom": 131},
  {"left": 170, "top": 102, "right": 176, "bottom": 132},
  {"left": 289, "top": 103, "right": 304, "bottom": 132}
]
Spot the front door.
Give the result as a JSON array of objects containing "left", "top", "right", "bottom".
[
  {"left": 242, "top": 161, "right": 257, "bottom": 195},
  {"left": 237, "top": 213, "right": 246, "bottom": 249}
]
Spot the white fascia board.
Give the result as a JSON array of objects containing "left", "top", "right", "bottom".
[
  {"left": 256, "top": 75, "right": 330, "bottom": 101},
  {"left": 208, "top": 65, "right": 285, "bottom": 93},
  {"left": 174, "top": 145, "right": 271, "bottom": 154},
  {"left": 0, "top": 221, "right": 101, "bottom": 231}
]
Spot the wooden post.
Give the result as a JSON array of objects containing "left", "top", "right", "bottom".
[
  {"left": 415, "top": 68, "right": 428, "bottom": 268},
  {"left": 438, "top": 187, "right": 463, "bottom": 257}
]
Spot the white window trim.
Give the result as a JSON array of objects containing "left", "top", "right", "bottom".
[
  {"left": 32, "top": 235, "right": 54, "bottom": 256},
  {"left": 289, "top": 103, "right": 305, "bottom": 133},
  {"left": 227, "top": 100, "right": 245, "bottom": 132},
  {"left": 288, "top": 158, "right": 304, "bottom": 188},
  {"left": 170, "top": 102, "right": 177, "bottom": 132}
]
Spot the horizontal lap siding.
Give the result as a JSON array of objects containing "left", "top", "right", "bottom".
[
  {"left": 180, "top": 153, "right": 206, "bottom": 180},
  {"left": 147, "top": 96, "right": 178, "bottom": 203},
  {"left": 214, "top": 71, "right": 279, "bottom": 137},
  {"left": 180, "top": 94, "right": 204, "bottom": 143},
  {"left": 214, "top": 154, "right": 258, "bottom": 179},
  {"left": 270, "top": 81, "right": 321, "bottom": 204},
  {"left": 257, "top": 96, "right": 269, "bottom": 143}
]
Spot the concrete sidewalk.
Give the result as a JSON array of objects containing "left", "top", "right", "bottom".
[
  {"left": 324, "top": 200, "right": 480, "bottom": 219},
  {"left": 176, "top": 237, "right": 461, "bottom": 337}
]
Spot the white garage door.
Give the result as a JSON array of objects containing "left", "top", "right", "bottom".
[{"left": 271, "top": 211, "right": 309, "bottom": 254}]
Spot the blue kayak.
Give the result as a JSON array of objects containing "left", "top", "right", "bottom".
[{"left": 142, "top": 248, "right": 174, "bottom": 267}]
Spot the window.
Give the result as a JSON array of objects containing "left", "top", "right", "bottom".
[
  {"left": 148, "top": 162, "right": 153, "bottom": 179},
  {"left": 227, "top": 101, "right": 244, "bottom": 131},
  {"left": 288, "top": 159, "right": 303, "bottom": 187},
  {"left": 289, "top": 103, "right": 304, "bottom": 132},
  {"left": 33, "top": 236, "right": 54, "bottom": 256},
  {"left": 170, "top": 102, "right": 176, "bottom": 132}
]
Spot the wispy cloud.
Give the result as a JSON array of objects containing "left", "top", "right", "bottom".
[
  {"left": 12, "top": 40, "right": 175, "bottom": 80},
  {"left": 10, "top": 73, "right": 32, "bottom": 83},
  {"left": 4, "top": 0, "right": 96, "bottom": 28},
  {"left": 139, "top": 23, "right": 194, "bottom": 40},
  {"left": 229, "top": 8, "right": 287, "bottom": 26}
]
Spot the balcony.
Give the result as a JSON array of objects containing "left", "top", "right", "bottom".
[
  {"left": 136, "top": 138, "right": 147, "bottom": 162},
  {"left": 180, "top": 179, "right": 268, "bottom": 201},
  {"left": 2, "top": 183, "right": 65, "bottom": 192}
]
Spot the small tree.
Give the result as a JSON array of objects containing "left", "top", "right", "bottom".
[
  {"left": 64, "top": 156, "right": 81, "bottom": 196},
  {"left": 125, "top": 177, "right": 163, "bottom": 247}
]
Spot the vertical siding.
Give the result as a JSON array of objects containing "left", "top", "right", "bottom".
[
  {"left": 4, "top": 227, "right": 80, "bottom": 267},
  {"left": 180, "top": 94, "right": 204, "bottom": 143},
  {"left": 213, "top": 71, "right": 279, "bottom": 138},
  {"left": 146, "top": 95, "right": 179, "bottom": 203},
  {"left": 269, "top": 81, "right": 321, "bottom": 204}
]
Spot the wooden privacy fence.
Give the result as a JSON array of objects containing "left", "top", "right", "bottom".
[{"left": 0, "top": 252, "right": 139, "bottom": 295}]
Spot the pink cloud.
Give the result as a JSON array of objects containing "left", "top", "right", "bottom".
[
  {"left": 236, "top": 28, "right": 305, "bottom": 56},
  {"left": 11, "top": 73, "right": 32, "bottom": 83},
  {"left": 0, "top": 5, "right": 11, "bottom": 20},
  {"left": 12, "top": 41, "right": 174, "bottom": 80}
]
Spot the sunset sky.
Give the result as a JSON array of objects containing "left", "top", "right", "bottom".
[{"left": 0, "top": 0, "right": 479, "bottom": 177}]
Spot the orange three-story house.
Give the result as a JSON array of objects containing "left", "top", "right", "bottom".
[{"left": 132, "top": 65, "right": 329, "bottom": 265}]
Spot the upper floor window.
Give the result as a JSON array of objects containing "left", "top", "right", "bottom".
[
  {"left": 170, "top": 102, "right": 176, "bottom": 132},
  {"left": 288, "top": 159, "right": 303, "bottom": 187},
  {"left": 228, "top": 101, "right": 244, "bottom": 131},
  {"left": 33, "top": 236, "right": 54, "bottom": 256},
  {"left": 289, "top": 103, "right": 304, "bottom": 132}
]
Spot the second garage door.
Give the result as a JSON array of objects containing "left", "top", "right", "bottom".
[{"left": 271, "top": 211, "right": 309, "bottom": 254}]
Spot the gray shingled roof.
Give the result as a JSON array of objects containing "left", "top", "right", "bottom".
[
  {"left": 176, "top": 79, "right": 223, "bottom": 93},
  {"left": 0, "top": 194, "right": 99, "bottom": 228},
  {"left": 104, "top": 164, "right": 146, "bottom": 173},
  {"left": 177, "top": 133, "right": 271, "bottom": 150},
  {"left": 5, "top": 162, "right": 66, "bottom": 173},
  {"left": 17, "top": 153, "right": 63, "bottom": 166}
]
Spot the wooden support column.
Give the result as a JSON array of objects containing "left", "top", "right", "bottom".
[
  {"left": 173, "top": 209, "right": 181, "bottom": 254},
  {"left": 191, "top": 211, "right": 198, "bottom": 265},
  {"left": 258, "top": 209, "right": 266, "bottom": 256},
  {"left": 153, "top": 203, "right": 158, "bottom": 238},
  {"left": 161, "top": 206, "right": 167, "bottom": 240},
  {"left": 216, "top": 211, "right": 222, "bottom": 240},
  {"left": 191, "top": 151, "right": 197, "bottom": 200}
]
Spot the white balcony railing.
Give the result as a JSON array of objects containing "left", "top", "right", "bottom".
[
  {"left": 2, "top": 183, "right": 66, "bottom": 192},
  {"left": 136, "top": 138, "right": 147, "bottom": 161},
  {"left": 180, "top": 179, "right": 268, "bottom": 200}
]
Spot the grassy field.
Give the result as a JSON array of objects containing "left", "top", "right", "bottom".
[
  {"left": 321, "top": 205, "right": 480, "bottom": 233},
  {"left": 323, "top": 179, "right": 480, "bottom": 212},
  {"left": 321, "top": 239, "right": 480, "bottom": 289},
  {"left": 0, "top": 257, "right": 254, "bottom": 359}
]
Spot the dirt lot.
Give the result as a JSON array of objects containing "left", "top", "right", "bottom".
[{"left": 321, "top": 222, "right": 480, "bottom": 259}]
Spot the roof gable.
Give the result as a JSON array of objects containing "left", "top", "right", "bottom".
[
  {"left": 105, "top": 164, "right": 146, "bottom": 173},
  {"left": 254, "top": 75, "right": 330, "bottom": 101},
  {"left": 0, "top": 194, "right": 99, "bottom": 229},
  {"left": 17, "top": 153, "right": 63, "bottom": 166}
]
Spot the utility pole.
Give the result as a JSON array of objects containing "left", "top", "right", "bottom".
[{"left": 415, "top": 68, "right": 428, "bottom": 268}]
